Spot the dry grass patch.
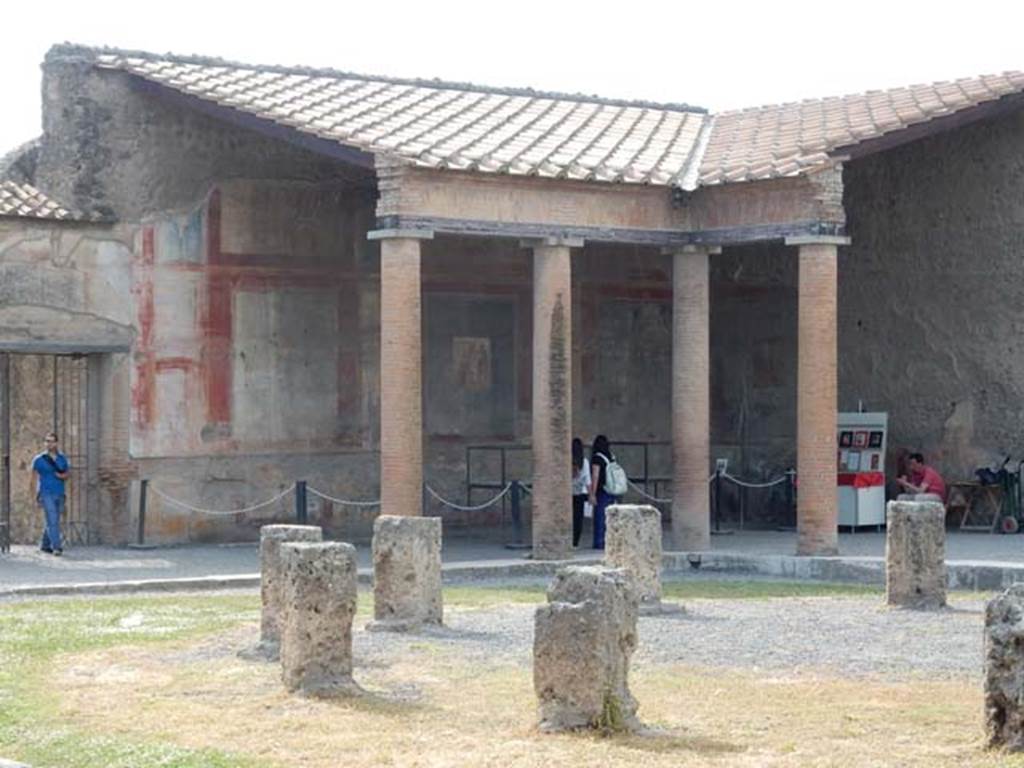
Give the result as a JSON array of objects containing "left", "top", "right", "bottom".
[{"left": 51, "top": 619, "right": 1023, "bottom": 768}]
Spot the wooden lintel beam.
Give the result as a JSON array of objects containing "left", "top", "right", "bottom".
[{"left": 376, "top": 214, "right": 846, "bottom": 248}]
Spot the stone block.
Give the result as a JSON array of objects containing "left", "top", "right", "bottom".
[
  {"left": 605, "top": 504, "right": 664, "bottom": 610},
  {"left": 534, "top": 565, "right": 640, "bottom": 732},
  {"left": 369, "top": 515, "right": 442, "bottom": 631},
  {"left": 258, "top": 524, "right": 322, "bottom": 657},
  {"left": 279, "top": 541, "right": 358, "bottom": 697},
  {"left": 985, "top": 584, "right": 1024, "bottom": 750},
  {"left": 885, "top": 500, "right": 946, "bottom": 609}
]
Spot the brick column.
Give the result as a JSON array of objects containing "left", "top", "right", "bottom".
[
  {"left": 668, "top": 245, "right": 718, "bottom": 551},
  {"left": 529, "top": 238, "right": 578, "bottom": 560},
  {"left": 368, "top": 229, "right": 433, "bottom": 517},
  {"left": 787, "top": 235, "right": 849, "bottom": 555}
]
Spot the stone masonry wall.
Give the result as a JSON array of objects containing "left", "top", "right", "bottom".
[
  {"left": 840, "top": 109, "right": 1024, "bottom": 480},
  {"left": 706, "top": 107, "right": 1024, "bottom": 510}
]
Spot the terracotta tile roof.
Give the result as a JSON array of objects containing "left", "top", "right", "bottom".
[
  {"left": 95, "top": 51, "right": 709, "bottom": 187},
  {"left": 0, "top": 180, "right": 100, "bottom": 221},
  {"left": 88, "top": 49, "right": 1024, "bottom": 190},
  {"left": 699, "top": 72, "right": 1024, "bottom": 185}
]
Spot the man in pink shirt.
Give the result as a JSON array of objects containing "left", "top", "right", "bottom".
[{"left": 897, "top": 452, "right": 946, "bottom": 502}]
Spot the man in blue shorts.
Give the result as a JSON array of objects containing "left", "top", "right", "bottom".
[{"left": 30, "top": 431, "right": 70, "bottom": 555}]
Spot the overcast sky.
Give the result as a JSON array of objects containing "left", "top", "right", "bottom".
[{"left": 2, "top": 0, "right": 1022, "bottom": 157}]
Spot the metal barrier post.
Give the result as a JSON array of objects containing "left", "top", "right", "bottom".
[
  {"left": 786, "top": 468, "right": 797, "bottom": 529},
  {"left": 713, "top": 467, "right": 722, "bottom": 533},
  {"left": 136, "top": 478, "right": 148, "bottom": 546},
  {"left": 295, "top": 480, "right": 308, "bottom": 524},
  {"left": 505, "top": 480, "right": 530, "bottom": 550}
]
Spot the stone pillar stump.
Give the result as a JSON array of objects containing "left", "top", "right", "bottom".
[
  {"left": 279, "top": 541, "right": 358, "bottom": 697},
  {"left": 534, "top": 565, "right": 640, "bottom": 732},
  {"left": 369, "top": 514, "right": 442, "bottom": 631},
  {"left": 258, "top": 524, "right": 323, "bottom": 658},
  {"left": 985, "top": 584, "right": 1024, "bottom": 750},
  {"left": 885, "top": 500, "right": 946, "bottom": 609},
  {"left": 605, "top": 504, "right": 674, "bottom": 614}
]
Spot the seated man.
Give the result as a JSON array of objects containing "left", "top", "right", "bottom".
[{"left": 896, "top": 452, "right": 946, "bottom": 502}]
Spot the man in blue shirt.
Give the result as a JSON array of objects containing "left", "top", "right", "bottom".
[{"left": 30, "top": 431, "right": 70, "bottom": 555}]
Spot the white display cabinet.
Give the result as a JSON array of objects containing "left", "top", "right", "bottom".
[{"left": 837, "top": 412, "right": 888, "bottom": 528}]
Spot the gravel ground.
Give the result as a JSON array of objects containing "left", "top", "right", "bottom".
[{"left": 352, "top": 579, "right": 986, "bottom": 683}]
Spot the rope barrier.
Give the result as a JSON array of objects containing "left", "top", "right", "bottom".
[
  {"left": 627, "top": 480, "right": 672, "bottom": 504},
  {"left": 148, "top": 483, "right": 296, "bottom": 516},
  {"left": 426, "top": 483, "right": 512, "bottom": 511},
  {"left": 721, "top": 473, "right": 789, "bottom": 489},
  {"left": 625, "top": 472, "right": 790, "bottom": 504},
  {"left": 306, "top": 486, "right": 381, "bottom": 508}
]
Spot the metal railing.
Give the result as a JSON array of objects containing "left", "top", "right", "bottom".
[{"left": 465, "top": 440, "right": 673, "bottom": 510}]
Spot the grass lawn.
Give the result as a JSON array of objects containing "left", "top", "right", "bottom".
[{"left": 0, "top": 581, "right": 1017, "bottom": 768}]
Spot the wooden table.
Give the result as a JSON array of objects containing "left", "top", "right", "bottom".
[{"left": 946, "top": 481, "right": 1004, "bottom": 532}]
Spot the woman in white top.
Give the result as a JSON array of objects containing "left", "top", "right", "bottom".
[{"left": 571, "top": 437, "right": 590, "bottom": 548}]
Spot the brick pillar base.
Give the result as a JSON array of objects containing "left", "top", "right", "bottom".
[
  {"left": 531, "top": 242, "right": 574, "bottom": 560},
  {"left": 670, "top": 246, "right": 715, "bottom": 551},
  {"left": 792, "top": 238, "right": 845, "bottom": 556}
]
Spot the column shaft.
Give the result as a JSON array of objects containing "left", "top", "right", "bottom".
[
  {"left": 671, "top": 249, "right": 711, "bottom": 551},
  {"left": 797, "top": 243, "right": 838, "bottom": 555},
  {"left": 380, "top": 238, "right": 423, "bottom": 517},
  {"left": 532, "top": 245, "right": 572, "bottom": 559}
]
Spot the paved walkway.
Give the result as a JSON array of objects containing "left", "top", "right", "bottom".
[{"left": 1, "top": 530, "right": 1022, "bottom": 594}]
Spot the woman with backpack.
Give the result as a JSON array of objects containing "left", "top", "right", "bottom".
[{"left": 589, "top": 434, "right": 624, "bottom": 550}]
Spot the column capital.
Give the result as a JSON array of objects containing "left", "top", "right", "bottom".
[
  {"left": 367, "top": 228, "right": 434, "bottom": 241},
  {"left": 785, "top": 235, "right": 851, "bottom": 246},
  {"left": 519, "top": 236, "right": 585, "bottom": 249},
  {"left": 662, "top": 244, "right": 721, "bottom": 256}
]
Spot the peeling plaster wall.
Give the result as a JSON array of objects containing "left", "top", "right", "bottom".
[
  {"left": 22, "top": 51, "right": 387, "bottom": 544},
  {"left": 0, "top": 220, "right": 135, "bottom": 349},
  {"left": 126, "top": 180, "right": 381, "bottom": 544},
  {"left": 0, "top": 218, "right": 135, "bottom": 543}
]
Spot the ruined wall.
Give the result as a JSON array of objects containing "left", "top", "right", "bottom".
[
  {"left": 14, "top": 46, "right": 843, "bottom": 542},
  {"left": 841, "top": 108, "right": 1024, "bottom": 479},
  {"left": 128, "top": 180, "right": 382, "bottom": 544},
  {"left": 705, "top": 107, "right": 1024, "bottom": 513},
  {"left": 0, "top": 217, "right": 135, "bottom": 543},
  {"left": 36, "top": 46, "right": 371, "bottom": 220},
  {"left": 20, "top": 50, "right": 387, "bottom": 544},
  {"left": 0, "top": 218, "right": 134, "bottom": 350},
  {"left": 7, "top": 354, "right": 55, "bottom": 543}
]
